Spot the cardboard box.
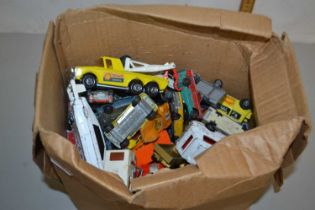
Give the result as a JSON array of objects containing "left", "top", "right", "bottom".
[{"left": 32, "top": 5, "right": 311, "bottom": 210}]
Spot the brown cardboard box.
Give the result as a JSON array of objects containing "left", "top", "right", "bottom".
[{"left": 32, "top": 5, "right": 311, "bottom": 210}]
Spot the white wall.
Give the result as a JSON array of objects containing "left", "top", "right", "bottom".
[{"left": 0, "top": 0, "right": 314, "bottom": 43}]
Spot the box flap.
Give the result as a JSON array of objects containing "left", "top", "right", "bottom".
[{"left": 97, "top": 5, "right": 272, "bottom": 39}]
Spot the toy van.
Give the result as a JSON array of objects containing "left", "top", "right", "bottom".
[
  {"left": 176, "top": 121, "right": 225, "bottom": 165},
  {"left": 104, "top": 93, "right": 158, "bottom": 148},
  {"left": 103, "top": 150, "right": 137, "bottom": 186}
]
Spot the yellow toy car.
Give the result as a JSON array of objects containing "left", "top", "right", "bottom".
[
  {"left": 168, "top": 91, "right": 184, "bottom": 139},
  {"left": 72, "top": 56, "right": 169, "bottom": 97},
  {"left": 217, "top": 95, "right": 252, "bottom": 129}
]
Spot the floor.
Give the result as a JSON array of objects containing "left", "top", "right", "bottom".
[{"left": 0, "top": 33, "right": 314, "bottom": 210}]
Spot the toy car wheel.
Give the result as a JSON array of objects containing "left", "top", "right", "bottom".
[
  {"left": 162, "top": 89, "right": 173, "bottom": 102},
  {"left": 213, "top": 79, "right": 223, "bottom": 88},
  {"left": 194, "top": 73, "right": 201, "bottom": 84},
  {"left": 147, "top": 111, "right": 157, "bottom": 120},
  {"left": 145, "top": 82, "right": 160, "bottom": 98},
  {"left": 171, "top": 112, "right": 181, "bottom": 120},
  {"left": 120, "top": 55, "right": 131, "bottom": 67},
  {"left": 190, "top": 108, "right": 199, "bottom": 120},
  {"left": 132, "top": 95, "right": 141, "bottom": 106},
  {"left": 129, "top": 80, "right": 143, "bottom": 95},
  {"left": 206, "top": 121, "right": 217, "bottom": 132},
  {"left": 182, "top": 77, "right": 191, "bottom": 87},
  {"left": 242, "top": 121, "right": 250, "bottom": 131},
  {"left": 82, "top": 74, "right": 96, "bottom": 89},
  {"left": 240, "top": 99, "right": 251, "bottom": 110},
  {"left": 103, "top": 104, "right": 113, "bottom": 114},
  {"left": 120, "top": 139, "right": 129, "bottom": 148},
  {"left": 104, "top": 124, "right": 114, "bottom": 133}
]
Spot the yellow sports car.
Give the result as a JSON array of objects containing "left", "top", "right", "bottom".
[{"left": 73, "top": 56, "right": 169, "bottom": 97}]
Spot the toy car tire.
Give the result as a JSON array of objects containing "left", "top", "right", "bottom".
[
  {"left": 145, "top": 82, "right": 160, "bottom": 98},
  {"left": 194, "top": 74, "right": 201, "bottom": 84},
  {"left": 206, "top": 121, "right": 217, "bottom": 132},
  {"left": 104, "top": 124, "right": 114, "bottom": 133},
  {"left": 240, "top": 99, "right": 251, "bottom": 110},
  {"left": 147, "top": 111, "right": 157, "bottom": 120},
  {"left": 132, "top": 95, "right": 141, "bottom": 106},
  {"left": 120, "top": 139, "right": 129, "bottom": 148},
  {"left": 129, "top": 80, "right": 143, "bottom": 95},
  {"left": 82, "top": 74, "right": 96, "bottom": 89},
  {"left": 103, "top": 104, "right": 114, "bottom": 114},
  {"left": 161, "top": 89, "right": 173, "bottom": 102},
  {"left": 242, "top": 122, "right": 250, "bottom": 131},
  {"left": 182, "top": 77, "right": 191, "bottom": 87},
  {"left": 190, "top": 108, "right": 199, "bottom": 120},
  {"left": 213, "top": 79, "right": 223, "bottom": 88}
]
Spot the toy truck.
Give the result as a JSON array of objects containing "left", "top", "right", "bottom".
[
  {"left": 152, "top": 144, "right": 186, "bottom": 169},
  {"left": 87, "top": 90, "right": 114, "bottom": 104},
  {"left": 203, "top": 106, "right": 245, "bottom": 135},
  {"left": 175, "top": 121, "right": 225, "bottom": 165},
  {"left": 217, "top": 95, "right": 252, "bottom": 130},
  {"left": 67, "top": 79, "right": 106, "bottom": 169},
  {"left": 72, "top": 56, "right": 170, "bottom": 97},
  {"left": 104, "top": 93, "right": 158, "bottom": 148},
  {"left": 177, "top": 69, "right": 202, "bottom": 120},
  {"left": 196, "top": 79, "right": 226, "bottom": 107},
  {"left": 103, "top": 150, "right": 138, "bottom": 186}
]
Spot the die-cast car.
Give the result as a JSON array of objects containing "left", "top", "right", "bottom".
[
  {"left": 67, "top": 79, "right": 106, "bottom": 169},
  {"left": 203, "top": 106, "right": 245, "bottom": 135},
  {"left": 177, "top": 69, "right": 202, "bottom": 120},
  {"left": 196, "top": 79, "right": 226, "bottom": 107},
  {"left": 217, "top": 94, "right": 252, "bottom": 129},
  {"left": 176, "top": 121, "right": 225, "bottom": 165},
  {"left": 103, "top": 149, "right": 138, "bottom": 186},
  {"left": 152, "top": 144, "right": 186, "bottom": 169},
  {"left": 72, "top": 56, "right": 169, "bottom": 97},
  {"left": 140, "top": 102, "right": 172, "bottom": 143},
  {"left": 87, "top": 90, "right": 114, "bottom": 104},
  {"left": 168, "top": 91, "right": 184, "bottom": 139},
  {"left": 104, "top": 93, "right": 158, "bottom": 148}
]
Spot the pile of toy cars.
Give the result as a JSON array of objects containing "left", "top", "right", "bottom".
[{"left": 66, "top": 55, "right": 253, "bottom": 187}]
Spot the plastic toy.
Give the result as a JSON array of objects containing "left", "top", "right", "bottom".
[
  {"left": 175, "top": 121, "right": 225, "bottom": 165},
  {"left": 203, "top": 106, "right": 245, "bottom": 135},
  {"left": 72, "top": 56, "right": 169, "bottom": 97},
  {"left": 152, "top": 144, "right": 186, "bottom": 169},
  {"left": 103, "top": 149, "right": 137, "bottom": 186},
  {"left": 135, "top": 131, "right": 171, "bottom": 169},
  {"left": 140, "top": 102, "right": 172, "bottom": 143},
  {"left": 121, "top": 55, "right": 176, "bottom": 73},
  {"left": 67, "top": 79, "right": 106, "bottom": 169},
  {"left": 87, "top": 90, "right": 114, "bottom": 104},
  {"left": 104, "top": 93, "right": 158, "bottom": 149},
  {"left": 217, "top": 95, "right": 252, "bottom": 129},
  {"left": 168, "top": 91, "right": 184, "bottom": 139},
  {"left": 177, "top": 69, "right": 202, "bottom": 120},
  {"left": 196, "top": 79, "right": 226, "bottom": 107}
]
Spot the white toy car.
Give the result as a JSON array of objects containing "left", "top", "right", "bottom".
[
  {"left": 203, "top": 106, "right": 245, "bottom": 135},
  {"left": 67, "top": 79, "right": 106, "bottom": 169},
  {"left": 176, "top": 121, "right": 225, "bottom": 165},
  {"left": 103, "top": 150, "right": 137, "bottom": 186}
]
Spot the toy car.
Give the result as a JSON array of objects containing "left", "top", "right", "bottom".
[
  {"left": 177, "top": 69, "right": 202, "bottom": 120},
  {"left": 168, "top": 91, "right": 184, "bottom": 139},
  {"left": 103, "top": 149, "right": 138, "bottom": 186},
  {"left": 67, "top": 79, "right": 106, "bottom": 169},
  {"left": 217, "top": 94, "right": 252, "bottom": 129},
  {"left": 203, "top": 106, "right": 245, "bottom": 135},
  {"left": 175, "top": 121, "right": 225, "bottom": 165},
  {"left": 196, "top": 79, "right": 226, "bottom": 107},
  {"left": 87, "top": 90, "right": 114, "bottom": 104},
  {"left": 140, "top": 102, "right": 172, "bottom": 143},
  {"left": 152, "top": 144, "right": 186, "bottom": 169},
  {"left": 166, "top": 69, "right": 182, "bottom": 91},
  {"left": 104, "top": 93, "right": 158, "bottom": 148},
  {"left": 72, "top": 56, "right": 169, "bottom": 97}
]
